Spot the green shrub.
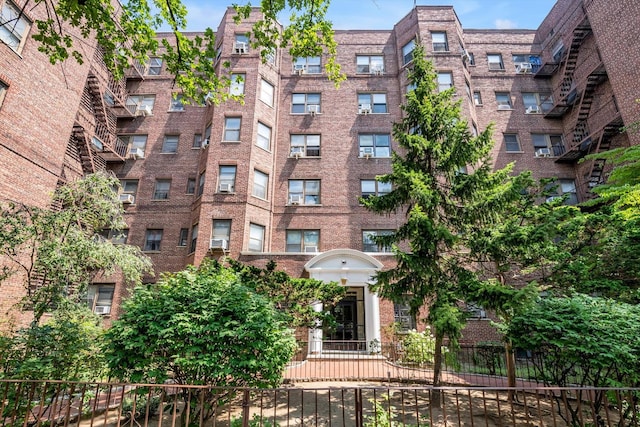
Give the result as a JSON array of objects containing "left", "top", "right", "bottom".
[{"left": 401, "top": 328, "right": 436, "bottom": 366}]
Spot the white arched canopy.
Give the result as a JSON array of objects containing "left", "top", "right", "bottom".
[{"left": 304, "top": 249, "right": 383, "bottom": 354}]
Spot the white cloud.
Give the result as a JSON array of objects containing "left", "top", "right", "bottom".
[{"left": 494, "top": 18, "right": 517, "bottom": 29}]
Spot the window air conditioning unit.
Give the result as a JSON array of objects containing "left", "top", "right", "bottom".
[
  {"left": 307, "top": 104, "right": 319, "bottom": 115},
  {"left": 546, "top": 195, "right": 563, "bottom": 203},
  {"left": 497, "top": 104, "right": 512, "bottom": 110},
  {"left": 358, "top": 104, "right": 372, "bottom": 115},
  {"left": 290, "top": 146, "right": 304, "bottom": 158},
  {"left": 128, "top": 147, "right": 145, "bottom": 159},
  {"left": 515, "top": 62, "right": 532, "bottom": 73},
  {"left": 526, "top": 105, "right": 541, "bottom": 114},
  {"left": 209, "top": 238, "right": 229, "bottom": 250},
  {"left": 535, "top": 148, "right": 552, "bottom": 157},
  {"left": 361, "top": 146, "right": 374, "bottom": 158},
  {"left": 234, "top": 42, "right": 247, "bottom": 54},
  {"left": 293, "top": 64, "right": 306, "bottom": 75},
  {"left": 201, "top": 138, "right": 210, "bottom": 149},
  {"left": 94, "top": 305, "right": 111, "bottom": 315},
  {"left": 304, "top": 245, "right": 318, "bottom": 253},
  {"left": 118, "top": 193, "right": 135, "bottom": 204},
  {"left": 135, "top": 104, "right": 152, "bottom": 116},
  {"left": 289, "top": 195, "right": 302, "bottom": 205},
  {"left": 219, "top": 182, "right": 233, "bottom": 193},
  {"left": 461, "top": 50, "right": 472, "bottom": 62}
]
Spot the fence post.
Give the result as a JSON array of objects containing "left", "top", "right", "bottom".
[
  {"left": 355, "top": 388, "right": 363, "bottom": 427},
  {"left": 242, "top": 389, "right": 250, "bottom": 427}
]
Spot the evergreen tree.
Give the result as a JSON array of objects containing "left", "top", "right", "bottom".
[{"left": 362, "top": 43, "right": 522, "bottom": 400}]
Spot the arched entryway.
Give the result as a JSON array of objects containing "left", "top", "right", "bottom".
[{"left": 304, "top": 249, "right": 383, "bottom": 355}]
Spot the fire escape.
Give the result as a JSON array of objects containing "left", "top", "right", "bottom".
[
  {"left": 71, "top": 47, "right": 143, "bottom": 174},
  {"left": 535, "top": 11, "right": 623, "bottom": 198}
]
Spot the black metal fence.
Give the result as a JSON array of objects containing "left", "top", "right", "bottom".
[{"left": 2, "top": 381, "right": 639, "bottom": 427}]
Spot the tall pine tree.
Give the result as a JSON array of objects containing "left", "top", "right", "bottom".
[{"left": 362, "top": 43, "right": 522, "bottom": 400}]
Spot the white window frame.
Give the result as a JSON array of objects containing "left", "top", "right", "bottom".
[
  {"left": 293, "top": 56, "right": 321, "bottom": 74},
  {"left": 212, "top": 219, "right": 231, "bottom": 244},
  {"left": 286, "top": 230, "right": 320, "bottom": 253},
  {"left": 495, "top": 92, "right": 513, "bottom": 109},
  {"left": 358, "top": 93, "right": 387, "bottom": 114},
  {"left": 162, "top": 135, "right": 179, "bottom": 153},
  {"left": 437, "top": 72, "right": 453, "bottom": 92},
  {"left": 292, "top": 93, "right": 321, "bottom": 114},
  {"left": 358, "top": 134, "right": 391, "bottom": 158},
  {"left": 223, "top": 117, "right": 242, "bottom": 141},
  {"left": 402, "top": 39, "right": 415, "bottom": 65},
  {"left": 532, "top": 133, "right": 563, "bottom": 156},
  {"left": 248, "top": 223, "right": 265, "bottom": 252},
  {"left": 144, "top": 229, "right": 163, "bottom": 251},
  {"left": 487, "top": 53, "right": 505, "bottom": 71},
  {"left": 218, "top": 165, "right": 237, "bottom": 193},
  {"left": 288, "top": 180, "right": 320, "bottom": 205},
  {"left": 256, "top": 122, "right": 271, "bottom": 150},
  {"left": 146, "top": 57, "right": 163, "bottom": 75},
  {"left": 126, "top": 94, "right": 156, "bottom": 115},
  {"left": 169, "top": 93, "right": 185, "bottom": 111},
  {"left": 362, "top": 230, "right": 393, "bottom": 253},
  {"left": 86, "top": 284, "right": 114, "bottom": 315},
  {"left": 230, "top": 73, "right": 245, "bottom": 96},
  {"left": 431, "top": 31, "right": 449, "bottom": 52},
  {"left": 290, "top": 134, "right": 320, "bottom": 157},
  {"left": 252, "top": 169, "right": 268, "bottom": 200},
  {"left": 0, "top": 0, "right": 31, "bottom": 53},
  {"left": 504, "top": 134, "right": 521, "bottom": 152},
  {"left": 361, "top": 179, "right": 392, "bottom": 199},
  {"left": 356, "top": 55, "right": 384, "bottom": 74},
  {"left": 152, "top": 179, "right": 171, "bottom": 200},
  {"left": 260, "top": 79, "right": 274, "bottom": 106}
]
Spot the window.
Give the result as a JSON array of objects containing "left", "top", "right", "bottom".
[
  {"left": 290, "top": 135, "right": 320, "bottom": 157},
  {"left": 402, "top": 39, "right": 415, "bottom": 65},
  {"left": 356, "top": 55, "right": 384, "bottom": 74},
  {"left": 146, "top": 57, "right": 163, "bottom": 75},
  {"left": 86, "top": 284, "right": 114, "bottom": 315},
  {"left": 144, "top": 229, "right": 163, "bottom": 251},
  {"left": 212, "top": 220, "right": 231, "bottom": 246},
  {"left": 100, "top": 229, "right": 128, "bottom": 245},
  {"left": 120, "top": 179, "right": 138, "bottom": 199},
  {"left": 162, "top": 135, "right": 179, "bottom": 153},
  {"left": 361, "top": 179, "right": 392, "bottom": 199},
  {"left": 204, "top": 124, "right": 212, "bottom": 144},
  {"left": 552, "top": 41, "right": 565, "bottom": 63},
  {"left": 178, "top": 228, "right": 189, "bottom": 247},
  {"left": 394, "top": 301, "right": 417, "bottom": 332},
  {"left": 186, "top": 178, "right": 196, "bottom": 194},
  {"left": 126, "top": 95, "right": 156, "bottom": 114},
  {"left": 362, "top": 230, "right": 393, "bottom": 252},
  {"left": 557, "top": 179, "right": 578, "bottom": 205},
  {"left": 473, "top": 91, "right": 482, "bottom": 106},
  {"left": 169, "top": 93, "right": 185, "bottom": 111},
  {"left": 464, "top": 80, "right": 471, "bottom": 99},
  {"left": 495, "top": 92, "right": 513, "bottom": 109},
  {"left": 256, "top": 122, "right": 271, "bottom": 150},
  {"left": 288, "top": 180, "right": 320, "bottom": 205},
  {"left": 504, "top": 134, "right": 521, "bottom": 152},
  {"left": 431, "top": 31, "right": 448, "bottom": 52},
  {"left": 252, "top": 170, "right": 268, "bottom": 199},
  {"left": 193, "top": 134, "right": 202, "bottom": 148},
  {"left": 286, "top": 230, "right": 320, "bottom": 252},
  {"left": 487, "top": 54, "right": 504, "bottom": 70},
  {"left": 189, "top": 224, "right": 198, "bottom": 253},
  {"left": 260, "top": 79, "right": 274, "bottom": 106},
  {"left": 292, "top": 93, "right": 321, "bottom": 114},
  {"left": 358, "top": 93, "right": 387, "bottom": 114},
  {"left": 120, "top": 134, "right": 148, "bottom": 157},
  {"left": 359, "top": 134, "right": 391, "bottom": 158},
  {"left": 230, "top": 73, "right": 245, "bottom": 96},
  {"left": 248, "top": 223, "right": 265, "bottom": 252},
  {"left": 218, "top": 165, "right": 236, "bottom": 193},
  {"left": 0, "top": 80, "right": 7, "bottom": 108},
  {"left": 293, "top": 56, "right": 321, "bottom": 74},
  {"left": 532, "top": 134, "right": 564, "bottom": 156},
  {"left": 234, "top": 34, "right": 249, "bottom": 53},
  {"left": 468, "top": 52, "right": 475, "bottom": 66},
  {"left": 197, "top": 171, "right": 205, "bottom": 196},
  {"left": 264, "top": 47, "right": 276, "bottom": 64},
  {"left": 466, "top": 302, "right": 487, "bottom": 319},
  {"left": 0, "top": 0, "right": 31, "bottom": 53},
  {"left": 437, "top": 72, "right": 453, "bottom": 92},
  {"left": 523, "top": 92, "right": 553, "bottom": 113},
  {"left": 153, "top": 179, "right": 171, "bottom": 200},
  {"left": 223, "top": 117, "right": 241, "bottom": 141}
]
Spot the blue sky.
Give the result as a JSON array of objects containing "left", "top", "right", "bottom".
[{"left": 180, "top": 0, "right": 558, "bottom": 32}]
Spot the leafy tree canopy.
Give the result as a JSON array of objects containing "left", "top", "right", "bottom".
[
  {"left": 16, "top": 0, "right": 343, "bottom": 104},
  {"left": 104, "top": 258, "right": 297, "bottom": 388},
  {"left": 0, "top": 172, "right": 153, "bottom": 324},
  {"left": 228, "top": 258, "right": 345, "bottom": 328}
]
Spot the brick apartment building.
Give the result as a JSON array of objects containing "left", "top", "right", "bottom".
[{"left": 0, "top": 0, "right": 638, "bottom": 349}]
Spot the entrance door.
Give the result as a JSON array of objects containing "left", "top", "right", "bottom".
[{"left": 323, "top": 287, "right": 366, "bottom": 351}]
